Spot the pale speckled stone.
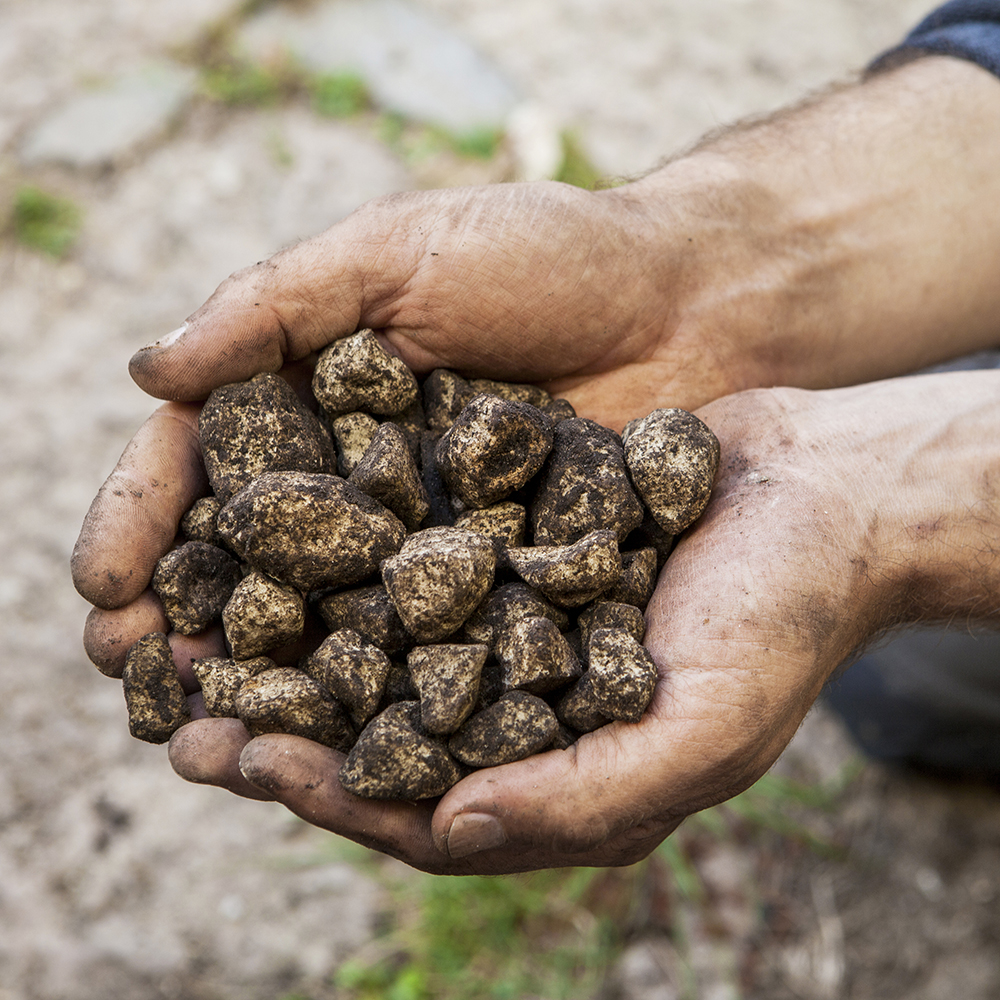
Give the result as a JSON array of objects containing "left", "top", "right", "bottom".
[
  {"left": 578, "top": 601, "right": 646, "bottom": 649},
  {"left": 331, "top": 411, "right": 380, "bottom": 476},
  {"left": 461, "top": 581, "right": 569, "bottom": 648},
  {"left": 454, "top": 502, "right": 526, "bottom": 556},
  {"left": 222, "top": 570, "right": 305, "bottom": 661},
  {"left": 605, "top": 548, "right": 659, "bottom": 608},
  {"left": 191, "top": 655, "right": 274, "bottom": 718},
  {"left": 506, "top": 529, "right": 622, "bottom": 607},
  {"left": 586, "top": 627, "right": 658, "bottom": 723},
  {"left": 180, "top": 496, "right": 223, "bottom": 547},
  {"left": 303, "top": 628, "right": 390, "bottom": 728},
  {"left": 407, "top": 643, "right": 487, "bottom": 734},
  {"left": 497, "top": 615, "right": 581, "bottom": 695}
]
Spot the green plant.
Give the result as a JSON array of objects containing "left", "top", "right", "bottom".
[
  {"left": 11, "top": 186, "right": 82, "bottom": 257},
  {"left": 201, "top": 58, "right": 288, "bottom": 106},
  {"left": 554, "top": 132, "right": 604, "bottom": 190},
  {"left": 311, "top": 72, "right": 369, "bottom": 118}
]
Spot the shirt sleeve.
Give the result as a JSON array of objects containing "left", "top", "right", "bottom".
[{"left": 870, "top": 0, "right": 1000, "bottom": 78}]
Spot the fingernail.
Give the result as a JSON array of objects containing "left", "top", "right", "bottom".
[
  {"left": 446, "top": 812, "right": 507, "bottom": 859},
  {"left": 141, "top": 322, "right": 187, "bottom": 351}
]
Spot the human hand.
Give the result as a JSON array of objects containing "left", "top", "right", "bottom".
[{"left": 99, "top": 370, "right": 1000, "bottom": 872}]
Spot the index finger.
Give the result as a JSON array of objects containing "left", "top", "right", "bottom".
[{"left": 71, "top": 402, "right": 207, "bottom": 609}]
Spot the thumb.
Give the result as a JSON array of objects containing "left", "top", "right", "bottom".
[{"left": 127, "top": 201, "right": 425, "bottom": 402}]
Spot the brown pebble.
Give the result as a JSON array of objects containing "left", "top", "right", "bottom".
[
  {"left": 191, "top": 655, "right": 274, "bottom": 717},
  {"left": 435, "top": 395, "right": 554, "bottom": 509},
  {"left": 449, "top": 690, "right": 558, "bottom": 767},
  {"left": 586, "top": 627, "right": 658, "bottom": 723},
  {"left": 315, "top": 584, "right": 412, "bottom": 655},
  {"left": 313, "top": 329, "right": 419, "bottom": 417},
  {"left": 530, "top": 418, "right": 644, "bottom": 546},
  {"left": 331, "top": 412, "right": 380, "bottom": 476},
  {"left": 199, "top": 372, "right": 335, "bottom": 502},
  {"left": 151, "top": 541, "right": 243, "bottom": 636},
  {"left": 303, "top": 628, "right": 390, "bottom": 728},
  {"left": 622, "top": 408, "right": 720, "bottom": 534},
  {"left": 180, "top": 497, "right": 223, "bottom": 546},
  {"left": 407, "top": 643, "right": 487, "bottom": 734},
  {"left": 349, "top": 422, "right": 430, "bottom": 529},
  {"left": 340, "top": 702, "right": 464, "bottom": 800},
  {"left": 236, "top": 667, "right": 355, "bottom": 750},
  {"left": 123, "top": 632, "right": 191, "bottom": 744},
  {"left": 222, "top": 570, "right": 305, "bottom": 660},
  {"left": 506, "top": 529, "right": 622, "bottom": 607},
  {"left": 423, "top": 369, "right": 476, "bottom": 432},
  {"left": 605, "top": 548, "right": 658, "bottom": 608},
  {"left": 578, "top": 601, "right": 646, "bottom": 649},
  {"left": 462, "top": 581, "right": 570, "bottom": 648},
  {"left": 381, "top": 526, "right": 496, "bottom": 642},
  {"left": 454, "top": 502, "right": 526, "bottom": 557},
  {"left": 496, "top": 616, "right": 581, "bottom": 695},
  {"left": 218, "top": 471, "right": 405, "bottom": 592}
]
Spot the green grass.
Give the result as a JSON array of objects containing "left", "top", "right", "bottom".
[
  {"left": 11, "top": 186, "right": 82, "bottom": 257},
  {"left": 311, "top": 72, "right": 369, "bottom": 118},
  {"left": 201, "top": 58, "right": 288, "bottom": 106}
]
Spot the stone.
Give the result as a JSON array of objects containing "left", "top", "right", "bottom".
[
  {"left": 468, "top": 377, "right": 553, "bottom": 409},
  {"left": 122, "top": 632, "right": 191, "bottom": 744},
  {"left": 151, "top": 541, "right": 242, "bottom": 635},
  {"left": 627, "top": 514, "right": 675, "bottom": 570},
  {"left": 180, "top": 496, "right": 223, "bottom": 546},
  {"left": 239, "top": 0, "right": 519, "bottom": 135},
  {"left": 349, "top": 422, "right": 430, "bottom": 529},
  {"left": 236, "top": 667, "right": 355, "bottom": 751},
  {"left": 331, "top": 411, "right": 380, "bottom": 476},
  {"left": 420, "top": 430, "right": 455, "bottom": 527},
  {"left": 381, "top": 526, "right": 495, "bottom": 642},
  {"left": 303, "top": 628, "right": 390, "bottom": 728},
  {"left": 314, "top": 584, "right": 412, "bottom": 655},
  {"left": 218, "top": 471, "right": 406, "bottom": 592},
  {"left": 382, "top": 663, "right": 420, "bottom": 706},
  {"left": 530, "top": 417, "right": 645, "bottom": 545},
  {"left": 191, "top": 655, "right": 274, "bottom": 718},
  {"left": 461, "top": 581, "right": 570, "bottom": 647},
  {"left": 578, "top": 601, "right": 646, "bottom": 649},
  {"left": 435, "top": 394, "right": 554, "bottom": 509},
  {"left": 407, "top": 643, "right": 487, "bottom": 734},
  {"left": 339, "top": 702, "right": 463, "bottom": 800},
  {"left": 20, "top": 64, "right": 195, "bottom": 168},
  {"left": 199, "top": 372, "right": 336, "bottom": 502},
  {"left": 605, "top": 548, "right": 659, "bottom": 608},
  {"left": 386, "top": 397, "right": 426, "bottom": 462},
  {"left": 449, "top": 691, "right": 558, "bottom": 767},
  {"left": 497, "top": 616, "right": 581, "bottom": 695},
  {"left": 222, "top": 570, "right": 305, "bottom": 661},
  {"left": 312, "top": 329, "right": 419, "bottom": 417},
  {"left": 506, "top": 529, "right": 622, "bottom": 607},
  {"left": 586, "top": 627, "right": 658, "bottom": 723},
  {"left": 423, "top": 369, "right": 476, "bottom": 432},
  {"left": 454, "top": 502, "right": 526, "bottom": 556},
  {"left": 622, "top": 407, "right": 720, "bottom": 534},
  {"left": 554, "top": 675, "right": 610, "bottom": 734}
]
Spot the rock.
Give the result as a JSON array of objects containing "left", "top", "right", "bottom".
[
  {"left": 238, "top": 0, "right": 519, "bottom": 135},
  {"left": 180, "top": 496, "right": 223, "bottom": 547},
  {"left": 218, "top": 471, "right": 406, "bottom": 592},
  {"left": 199, "top": 372, "right": 336, "bottom": 502},
  {"left": 386, "top": 397, "right": 426, "bottom": 462},
  {"left": 531, "top": 417, "right": 645, "bottom": 545},
  {"left": 419, "top": 430, "right": 455, "bottom": 527},
  {"left": 222, "top": 571, "right": 306, "bottom": 661},
  {"left": 449, "top": 690, "right": 558, "bottom": 767},
  {"left": 151, "top": 541, "right": 243, "bottom": 635},
  {"left": 382, "top": 663, "right": 420, "bottom": 706},
  {"left": 605, "top": 547, "right": 659, "bottom": 608},
  {"left": 314, "top": 584, "right": 412, "bottom": 655},
  {"left": 236, "top": 667, "right": 355, "bottom": 751},
  {"left": 622, "top": 407, "right": 720, "bottom": 534},
  {"left": 20, "top": 64, "right": 195, "bottom": 168},
  {"left": 349, "top": 422, "right": 430, "bottom": 529},
  {"left": 554, "top": 675, "right": 609, "bottom": 734},
  {"left": 506, "top": 529, "right": 622, "bottom": 607},
  {"left": 330, "top": 411, "right": 380, "bottom": 476},
  {"left": 496, "top": 615, "right": 582, "bottom": 694},
  {"left": 407, "top": 643, "right": 487, "bottom": 734},
  {"left": 312, "top": 330, "right": 419, "bottom": 417},
  {"left": 468, "top": 377, "right": 553, "bottom": 409},
  {"left": 423, "top": 369, "right": 476, "bottom": 432},
  {"left": 627, "top": 513, "right": 676, "bottom": 570},
  {"left": 435, "top": 394, "right": 554, "bottom": 509},
  {"left": 461, "top": 581, "right": 570, "bottom": 647},
  {"left": 454, "top": 501, "right": 526, "bottom": 556},
  {"left": 339, "top": 702, "right": 463, "bottom": 800},
  {"left": 381, "top": 526, "right": 495, "bottom": 642},
  {"left": 191, "top": 655, "right": 274, "bottom": 718},
  {"left": 303, "top": 628, "right": 390, "bottom": 728},
  {"left": 586, "top": 627, "right": 658, "bottom": 723},
  {"left": 122, "top": 632, "right": 191, "bottom": 744},
  {"left": 578, "top": 601, "right": 646, "bottom": 649}
]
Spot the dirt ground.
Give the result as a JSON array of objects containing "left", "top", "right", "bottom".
[{"left": 2, "top": 1, "right": 998, "bottom": 998}]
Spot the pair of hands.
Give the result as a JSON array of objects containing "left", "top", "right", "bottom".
[{"left": 72, "top": 55, "right": 1000, "bottom": 873}]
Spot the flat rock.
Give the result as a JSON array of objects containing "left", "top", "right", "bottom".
[
  {"left": 381, "top": 526, "right": 495, "bottom": 642},
  {"left": 407, "top": 643, "right": 487, "bottom": 734},
  {"left": 222, "top": 570, "right": 306, "bottom": 661},
  {"left": 122, "top": 632, "right": 191, "bottom": 744},
  {"left": 303, "top": 628, "right": 390, "bottom": 728},
  {"left": 622, "top": 408, "right": 720, "bottom": 534},
  {"left": 191, "top": 655, "right": 274, "bottom": 718},
  {"left": 218, "top": 471, "right": 405, "bottom": 592},
  {"left": 449, "top": 690, "right": 558, "bottom": 767},
  {"left": 151, "top": 541, "right": 243, "bottom": 636},
  {"left": 506, "top": 529, "right": 622, "bottom": 607},
  {"left": 339, "top": 701, "right": 463, "bottom": 800}
]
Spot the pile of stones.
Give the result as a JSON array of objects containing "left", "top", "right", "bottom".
[{"left": 123, "top": 330, "right": 720, "bottom": 800}]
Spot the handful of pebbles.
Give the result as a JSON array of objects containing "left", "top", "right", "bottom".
[{"left": 123, "top": 330, "right": 720, "bottom": 800}]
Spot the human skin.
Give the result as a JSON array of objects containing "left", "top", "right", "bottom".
[{"left": 72, "top": 55, "right": 1000, "bottom": 872}]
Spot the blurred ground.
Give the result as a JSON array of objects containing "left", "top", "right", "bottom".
[{"left": 1, "top": 0, "right": 998, "bottom": 998}]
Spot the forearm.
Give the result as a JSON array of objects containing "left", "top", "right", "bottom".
[{"left": 614, "top": 55, "right": 1000, "bottom": 402}]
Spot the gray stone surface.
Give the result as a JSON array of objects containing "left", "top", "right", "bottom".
[{"left": 239, "top": 0, "right": 520, "bottom": 134}]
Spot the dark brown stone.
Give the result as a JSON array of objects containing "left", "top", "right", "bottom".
[
  {"left": 180, "top": 496, "right": 223, "bottom": 546},
  {"left": 605, "top": 548, "right": 659, "bottom": 608},
  {"left": 578, "top": 601, "right": 646, "bottom": 649},
  {"left": 407, "top": 643, "right": 487, "bottom": 734},
  {"left": 454, "top": 502, "right": 526, "bottom": 557},
  {"left": 423, "top": 369, "right": 476, "bottom": 432},
  {"left": 123, "top": 632, "right": 191, "bottom": 744},
  {"left": 151, "top": 541, "right": 242, "bottom": 636},
  {"left": 449, "top": 690, "right": 558, "bottom": 767},
  {"left": 554, "top": 675, "right": 609, "bottom": 734},
  {"left": 349, "top": 422, "right": 430, "bottom": 529},
  {"left": 461, "top": 581, "right": 570, "bottom": 648},
  {"left": 315, "top": 584, "right": 412, "bottom": 655}
]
